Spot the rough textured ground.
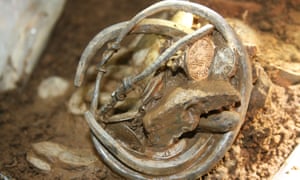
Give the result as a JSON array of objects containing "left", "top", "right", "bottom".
[{"left": 0, "top": 0, "right": 299, "bottom": 179}]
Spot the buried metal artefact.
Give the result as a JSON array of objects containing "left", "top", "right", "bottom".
[{"left": 74, "top": 0, "right": 252, "bottom": 179}]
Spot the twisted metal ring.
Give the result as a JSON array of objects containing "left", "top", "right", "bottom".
[{"left": 75, "top": 0, "right": 252, "bottom": 179}]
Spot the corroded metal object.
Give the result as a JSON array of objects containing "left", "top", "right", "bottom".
[{"left": 74, "top": 1, "right": 252, "bottom": 179}]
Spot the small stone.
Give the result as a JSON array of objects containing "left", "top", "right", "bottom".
[
  {"left": 58, "top": 149, "right": 98, "bottom": 168},
  {"left": 38, "top": 76, "right": 69, "bottom": 99},
  {"left": 269, "top": 63, "right": 300, "bottom": 87},
  {"left": 215, "top": 166, "right": 229, "bottom": 176},
  {"left": 31, "top": 141, "right": 98, "bottom": 169},
  {"left": 248, "top": 63, "right": 273, "bottom": 113},
  {"left": 272, "top": 135, "right": 282, "bottom": 144},
  {"left": 32, "top": 141, "right": 65, "bottom": 162},
  {"left": 26, "top": 152, "right": 51, "bottom": 172},
  {"left": 231, "top": 145, "right": 241, "bottom": 155},
  {"left": 225, "top": 159, "right": 236, "bottom": 169}
]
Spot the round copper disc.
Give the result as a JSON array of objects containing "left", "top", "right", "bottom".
[{"left": 186, "top": 36, "right": 215, "bottom": 81}]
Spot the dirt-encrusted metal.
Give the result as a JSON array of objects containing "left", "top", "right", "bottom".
[{"left": 74, "top": 0, "right": 252, "bottom": 179}]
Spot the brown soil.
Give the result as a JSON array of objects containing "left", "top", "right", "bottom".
[{"left": 0, "top": 0, "right": 299, "bottom": 179}]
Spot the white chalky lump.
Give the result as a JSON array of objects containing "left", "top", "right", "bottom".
[
  {"left": 26, "top": 152, "right": 51, "bottom": 172},
  {"left": 38, "top": 76, "right": 69, "bottom": 99},
  {"left": 27, "top": 141, "right": 98, "bottom": 172}
]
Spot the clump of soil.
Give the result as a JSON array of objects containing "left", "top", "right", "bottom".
[
  {"left": 205, "top": 84, "right": 299, "bottom": 179},
  {"left": 0, "top": 0, "right": 299, "bottom": 179}
]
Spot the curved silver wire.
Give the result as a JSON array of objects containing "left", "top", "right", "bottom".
[
  {"left": 100, "top": 24, "right": 214, "bottom": 115},
  {"left": 76, "top": 0, "right": 253, "bottom": 178},
  {"left": 86, "top": 111, "right": 213, "bottom": 175},
  {"left": 74, "top": 18, "right": 193, "bottom": 87},
  {"left": 101, "top": 0, "right": 252, "bottom": 116},
  {"left": 107, "top": 1, "right": 241, "bottom": 62},
  {"left": 84, "top": 23, "right": 215, "bottom": 176}
]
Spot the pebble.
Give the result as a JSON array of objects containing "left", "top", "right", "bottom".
[
  {"left": 58, "top": 149, "right": 98, "bottom": 168},
  {"left": 29, "top": 141, "right": 98, "bottom": 170},
  {"left": 272, "top": 135, "right": 282, "bottom": 144},
  {"left": 26, "top": 152, "right": 51, "bottom": 172},
  {"left": 269, "top": 63, "right": 300, "bottom": 87},
  {"left": 231, "top": 145, "right": 241, "bottom": 155},
  {"left": 248, "top": 63, "right": 272, "bottom": 113},
  {"left": 32, "top": 141, "right": 65, "bottom": 162},
  {"left": 38, "top": 76, "right": 69, "bottom": 99}
]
